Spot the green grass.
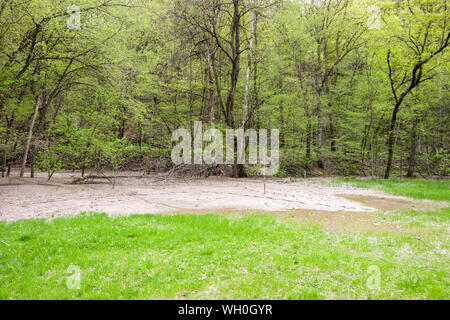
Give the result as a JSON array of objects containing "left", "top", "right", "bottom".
[
  {"left": 333, "top": 177, "right": 450, "bottom": 201},
  {"left": 1, "top": 211, "right": 449, "bottom": 300}
]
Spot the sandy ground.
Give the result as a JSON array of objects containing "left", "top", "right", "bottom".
[{"left": 0, "top": 171, "right": 446, "bottom": 222}]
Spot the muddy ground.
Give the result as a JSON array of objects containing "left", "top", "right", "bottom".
[{"left": 0, "top": 170, "right": 446, "bottom": 225}]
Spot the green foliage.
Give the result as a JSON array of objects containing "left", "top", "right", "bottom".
[
  {"left": 36, "top": 145, "right": 65, "bottom": 180},
  {"left": 100, "top": 139, "right": 130, "bottom": 173},
  {"left": 0, "top": 0, "right": 448, "bottom": 178}
]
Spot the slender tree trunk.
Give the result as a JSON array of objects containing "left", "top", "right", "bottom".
[
  {"left": 7, "top": 140, "right": 17, "bottom": 177},
  {"left": 1, "top": 145, "right": 5, "bottom": 177},
  {"left": 236, "top": 9, "right": 257, "bottom": 180},
  {"left": 361, "top": 125, "right": 369, "bottom": 175},
  {"left": 314, "top": 38, "right": 324, "bottom": 169},
  {"left": 306, "top": 119, "right": 312, "bottom": 160},
  {"left": 370, "top": 117, "right": 375, "bottom": 177},
  {"left": 298, "top": 68, "right": 311, "bottom": 160},
  {"left": 251, "top": 12, "right": 259, "bottom": 130},
  {"left": 205, "top": 5, "right": 221, "bottom": 123},
  {"left": 1, "top": 147, "right": 6, "bottom": 177},
  {"left": 278, "top": 38, "right": 285, "bottom": 148},
  {"left": 51, "top": 94, "right": 64, "bottom": 124},
  {"left": 330, "top": 32, "right": 339, "bottom": 153},
  {"left": 384, "top": 102, "right": 401, "bottom": 179},
  {"left": 407, "top": 116, "right": 419, "bottom": 178},
  {"left": 20, "top": 94, "right": 41, "bottom": 178},
  {"left": 6, "top": 155, "right": 12, "bottom": 177},
  {"left": 242, "top": 10, "right": 256, "bottom": 129},
  {"left": 1, "top": 118, "right": 11, "bottom": 177},
  {"left": 316, "top": 88, "right": 324, "bottom": 169},
  {"left": 139, "top": 125, "right": 144, "bottom": 150},
  {"left": 224, "top": 0, "right": 241, "bottom": 129},
  {"left": 304, "top": 87, "right": 311, "bottom": 160},
  {"left": 330, "top": 114, "right": 336, "bottom": 152},
  {"left": 206, "top": 43, "right": 216, "bottom": 124},
  {"left": 120, "top": 119, "right": 126, "bottom": 139},
  {"left": 226, "top": 0, "right": 244, "bottom": 178},
  {"left": 30, "top": 145, "right": 36, "bottom": 178}
]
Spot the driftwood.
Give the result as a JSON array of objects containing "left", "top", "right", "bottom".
[
  {"left": 70, "top": 173, "right": 161, "bottom": 185},
  {"left": 69, "top": 165, "right": 227, "bottom": 185},
  {"left": 70, "top": 175, "right": 118, "bottom": 185}
]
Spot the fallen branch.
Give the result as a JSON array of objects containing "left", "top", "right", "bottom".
[{"left": 70, "top": 175, "right": 145, "bottom": 185}]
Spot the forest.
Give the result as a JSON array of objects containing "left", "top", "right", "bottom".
[
  {"left": 0, "top": 0, "right": 448, "bottom": 180},
  {"left": 1, "top": 0, "right": 450, "bottom": 301}
]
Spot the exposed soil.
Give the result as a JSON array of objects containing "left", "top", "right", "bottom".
[
  {"left": 0, "top": 171, "right": 446, "bottom": 223},
  {"left": 177, "top": 209, "right": 402, "bottom": 233},
  {"left": 278, "top": 209, "right": 401, "bottom": 233},
  {"left": 337, "top": 194, "right": 441, "bottom": 212}
]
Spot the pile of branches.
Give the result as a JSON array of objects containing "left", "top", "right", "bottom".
[
  {"left": 158, "top": 164, "right": 228, "bottom": 180},
  {"left": 69, "top": 164, "right": 228, "bottom": 185}
]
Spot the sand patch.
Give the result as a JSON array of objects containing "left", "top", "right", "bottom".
[{"left": 0, "top": 171, "right": 445, "bottom": 222}]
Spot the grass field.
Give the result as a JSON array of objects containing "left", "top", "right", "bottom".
[
  {"left": 1, "top": 207, "right": 449, "bottom": 300},
  {"left": 333, "top": 178, "right": 450, "bottom": 201}
]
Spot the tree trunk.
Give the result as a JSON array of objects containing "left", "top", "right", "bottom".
[
  {"left": 235, "top": 8, "right": 256, "bottom": 180},
  {"left": 1, "top": 122, "right": 9, "bottom": 178},
  {"left": 298, "top": 68, "right": 311, "bottom": 160},
  {"left": 316, "top": 89, "right": 324, "bottom": 169},
  {"left": 330, "top": 32, "right": 339, "bottom": 153},
  {"left": 384, "top": 102, "right": 401, "bottom": 179},
  {"left": 224, "top": 0, "right": 241, "bottom": 129},
  {"left": 206, "top": 43, "right": 216, "bottom": 124},
  {"left": 226, "top": 0, "right": 244, "bottom": 178},
  {"left": 139, "top": 125, "right": 144, "bottom": 150},
  {"left": 242, "top": 9, "right": 256, "bottom": 129},
  {"left": 7, "top": 140, "right": 17, "bottom": 177},
  {"left": 1, "top": 149, "right": 6, "bottom": 178},
  {"left": 314, "top": 38, "right": 324, "bottom": 169},
  {"left": 361, "top": 125, "right": 369, "bottom": 175},
  {"left": 30, "top": 145, "right": 36, "bottom": 178},
  {"left": 233, "top": 163, "right": 246, "bottom": 178},
  {"left": 252, "top": 13, "right": 259, "bottom": 130},
  {"left": 306, "top": 119, "right": 312, "bottom": 160},
  {"left": 120, "top": 119, "right": 126, "bottom": 139},
  {"left": 20, "top": 94, "right": 41, "bottom": 178},
  {"left": 330, "top": 114, "right": 336, "bottom": 152},
  {"left": 206, "top": 65, "right": 215, "bottom": 123},
  {"left": 278, "top": 38, "right": 285, "bottom": 148},
  {"left": 407, "top": 116, "right": 419, "bottom": 178}
]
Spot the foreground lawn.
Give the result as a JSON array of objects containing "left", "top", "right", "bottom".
[
  {"left": 334, "top": 177, "right": 450, "bottom": 201},
  {"left": 0, "top": 211, "right": 448, "bottom": 300}
]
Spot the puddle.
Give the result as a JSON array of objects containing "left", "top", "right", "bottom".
[
  {"left": 167, "top": 208, "right": 400, "bottom": 233},
  {"left": 337, "top": 194, "right": 440, "bottom": 212},
  {"left": 280, "top": 209, "right": 400, "bottom": 233}
]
